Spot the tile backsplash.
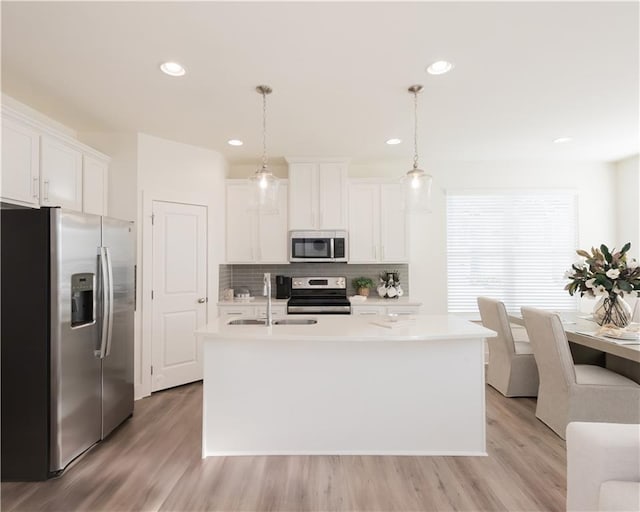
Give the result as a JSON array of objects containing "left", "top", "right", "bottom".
[{"left": 219, "top": 263, "right": 409, "bottom": 299}]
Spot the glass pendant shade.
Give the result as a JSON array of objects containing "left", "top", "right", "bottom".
[
  {"left": 249, "top": 84, "right": 279, "bottom": 214},
  {"left": 401, "top": 167, "right": 432, "bottom": 212},
  {"left": 401, "top": 84, "right": 433, "bottom": 213},
  {"left": 249, "top": 165, "right": 280, "bottom": 214}
]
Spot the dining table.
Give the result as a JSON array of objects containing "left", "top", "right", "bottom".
[{"left": 509, "top": 312, "right": 640, "bottom": 384}]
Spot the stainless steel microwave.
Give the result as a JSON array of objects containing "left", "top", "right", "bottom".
[{"left": 289, "top": 231, "right": 348, "bottom": 262}]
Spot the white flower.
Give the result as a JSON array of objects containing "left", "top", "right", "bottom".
[
  {"left": 593, "top": 285, "right": 607, "bottom": 296},
  {"left": 628, "top": 259, "right": 639, "bottom": 270},
  {"left": 585, "top": 278, "right": 596, "bottom": 288},
  {"left": 606, "top": 269, "right": 620, "bottom": 279}
]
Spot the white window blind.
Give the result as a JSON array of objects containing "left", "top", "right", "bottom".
[{"left": 447, "top": 191, "right": 579, "bottom": 313}]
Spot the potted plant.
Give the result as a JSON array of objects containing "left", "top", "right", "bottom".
[{"left": 353, "top": 277, "right": 374, "bottom": 297}]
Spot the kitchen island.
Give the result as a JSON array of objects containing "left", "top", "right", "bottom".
[{"left": 196, "top": 314, "right": 496, "bottom": 457}]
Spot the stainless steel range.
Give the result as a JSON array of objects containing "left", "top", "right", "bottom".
[{"left": 287, "top": 277, "right": 351, "bottom": 315}]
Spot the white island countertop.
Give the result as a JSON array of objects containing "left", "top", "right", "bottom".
[
  {"left": 197, "top": 314, "right": 493, "bottom": 342},
  {"left": 198, "top": 314, "right": 496, "bottom": 458}
]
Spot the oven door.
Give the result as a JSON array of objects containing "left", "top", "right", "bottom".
[{"left": 289, "top": 232, "right": 334, "bottom": 262}]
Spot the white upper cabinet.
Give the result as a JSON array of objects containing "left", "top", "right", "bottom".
[
  {"left": 379, "top": 183, "right": 409, "bottom": 262},
  {"left": 348, "top": 181, "right": 409, "bottom": 263},
  {"left": 1, "top": 117, "right": 40, "bottom": 207},
  {"left": 1, "top": 106, "right": 110, "bottom": 213},
  {"left": 226, "top": 180, "right": 289, "bottom": 264},
  {"left": 287, "top": 158, "right": 348, "bottom": 230},
  {"left": 348, "top": 183, "right": 380, "bottom": 262},
  {"left": 82, "top": 154, "right": 108, "bottom": 216}
]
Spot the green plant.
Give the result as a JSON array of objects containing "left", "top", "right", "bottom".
[{"left": 353, "top": 277, "right": 374, "bottom": 290}]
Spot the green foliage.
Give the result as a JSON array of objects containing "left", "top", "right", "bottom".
[{"left": 353, "top": 277, "right": 374, "bottom": 289}]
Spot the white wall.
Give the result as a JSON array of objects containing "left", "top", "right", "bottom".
[
  {"left": 615, "top": 154, "right": 640, "bottom": 258},
  {"left": 137, "top": 133, "right": 228, "bottom": 398}
]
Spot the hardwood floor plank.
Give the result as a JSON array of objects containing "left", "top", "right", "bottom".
[{"left": 2, "top": 381, "right": 567, "bottom": 512}]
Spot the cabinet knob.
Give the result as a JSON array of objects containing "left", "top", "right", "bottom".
[{"left": 197, "top": 297, "right": 207, "bottom": 304}]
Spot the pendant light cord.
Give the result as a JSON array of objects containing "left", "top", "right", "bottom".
[
  {"left": 413, "top": 90, "right": 419, "bottom": 170},
  {"left": 262, "top": 90, "right": 268, "bottom": 169}
]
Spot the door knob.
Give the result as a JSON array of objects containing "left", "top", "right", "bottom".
[{"left": 197, "top": 298, "right": 207, "bottom": 304}]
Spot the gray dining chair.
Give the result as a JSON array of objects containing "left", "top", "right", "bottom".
[
  {"left": 477, "top": 297, "right": 539, "bottom": 397},
  {"left": 521, "top": 307, "right": 640, "bottom": 439}
]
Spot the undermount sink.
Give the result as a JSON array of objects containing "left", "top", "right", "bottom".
[
  {"left": 273, "top": 318, "right": 318, "bottom": 325},
  {"left": 227, "top": 318, "right": 318, "bottom": 326},
  {"left": 227, "top": 319, "right": 267, "bottom": 325}
]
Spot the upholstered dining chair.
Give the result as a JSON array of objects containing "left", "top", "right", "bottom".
[
  {"left": 477, "top": 297, "right": 539, "bottom": 397},
  {"left": 521, "top": 307, "right": 640, "bottom": 439}
]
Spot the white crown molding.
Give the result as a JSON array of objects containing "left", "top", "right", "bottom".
[
  {"left": 284, "top": 156, "right": 351, "bottom": 165},
  {"left": 1, "top": 103, "right": 111, "bottom": 162}
]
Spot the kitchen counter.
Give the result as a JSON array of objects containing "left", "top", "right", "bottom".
[
  {"left": 197, "top": 314, "right": 496, "bottom": 457},
  {"left": 217, "top": 297, "right": 289, "bottom": 306}
]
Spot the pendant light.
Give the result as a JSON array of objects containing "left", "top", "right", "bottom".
[
  {"left": 249, "top": 85, "right": 280, "bottom": 214},
  {"left": 401, "top": 85, "right": 432, "bottom": 212}
]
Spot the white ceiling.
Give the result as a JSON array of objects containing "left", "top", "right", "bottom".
[{"left": 2, "top": 1, "right": 638, "bottom": 164}]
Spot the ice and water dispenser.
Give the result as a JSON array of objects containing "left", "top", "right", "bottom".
[{"left": 71, "top": 273, "right": 95, "bottom": 327}]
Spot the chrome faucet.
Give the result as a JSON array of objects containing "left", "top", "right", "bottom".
[{"left": 263, "top": 272, "right": 273, "bottom": 326}]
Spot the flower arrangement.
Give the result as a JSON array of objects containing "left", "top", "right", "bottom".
[{"left": 565, "top": 243, "right": 640, "bottom": 326}]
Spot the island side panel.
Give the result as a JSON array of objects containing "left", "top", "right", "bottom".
[{"left": 203, "top": 337, "right": 486, "bottom": 456}]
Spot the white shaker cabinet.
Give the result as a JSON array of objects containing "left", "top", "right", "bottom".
[
  {"left": 1, "top": 117, "right": 40, "bottom": 207},
  {"left": 286, "top": 158, "right": 348, "bottom": 230},
  {"left": 348, "top": 181, "right": 409, "bottom": 263},
  {"left": 225, "top": 180, "right": 288, "bottom": 264},
  {"left": 40, "top": 135, "right": 83, "bottom": 210},
  {"left": 82, "top": 155, "right": 108, "bottom": 216}
]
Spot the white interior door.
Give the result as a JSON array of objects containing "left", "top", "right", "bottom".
[{"left": 151, "top": 201, "right": 207, "bottom": 392}]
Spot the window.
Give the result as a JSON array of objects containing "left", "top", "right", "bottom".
[{"left": 447, "top": 191, "right": 578, "bottom": 313}]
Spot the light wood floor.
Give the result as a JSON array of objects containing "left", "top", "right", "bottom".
[{"left": 1, "top": 383, "right": 566, "bottom": 512}]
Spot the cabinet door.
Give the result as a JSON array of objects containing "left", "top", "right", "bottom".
[
  {"left": 41, "top": 136, "right": 83, "bottom": 210},
  {"left": 1, "top": 118, "right": 40, "bottom": 206},
  {"left": 218, "top": 306, "right": 256, "bottom": 321},
  {"left": 385, "top": 306, "right": 420, "bottom": 316},
  {"left": 352, "top": 306, "right": 384, "bottom": 316},
  {"left": 288, "top": 163, "right": 317, "bottom": 230},
  {"left": 380, "top": 184, "right": 409, "bottom": 262},
  {"left": 348, "top": 183, "right": 380, "bottom": 262},
  {"left": 258, "top": 183, "right": 288, "bottom": 263},
  {"left": 226, "top": 182, "right": 256, "bottom": 263},
  {"left": 256, "top": 305, "right": 286, "bottom": 319},
  {"left": 318, "top": 162, "right": 347, "bottom": 229},
  {"left": 83, "top": 155, "right": 108, "bottom": 216}
]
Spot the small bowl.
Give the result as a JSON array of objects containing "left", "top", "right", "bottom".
[{"left": 387, "top": 313, "right": 399, "bottom": 323}]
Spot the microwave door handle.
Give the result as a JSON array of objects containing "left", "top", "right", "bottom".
[
  {"left": 104, "top": 247, "right": 114, "bottom": 357},
  {"left": 330, "top": 238, "right": 335, "bottom": 260},
  {"left": 97, "top": 247, "right": 109, "bottom": 358}
]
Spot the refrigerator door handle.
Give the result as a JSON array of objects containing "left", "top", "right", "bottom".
[
  {"left": 97, "top": 247, "right": 109, "bottom": 359},
  {"left": 105, "top": 247, "right": 115, "bottom": 357}
]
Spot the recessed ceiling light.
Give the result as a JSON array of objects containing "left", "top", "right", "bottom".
[
  {"left": 386, "top": 138, "right": 402, "bottom": 145},
  {"left": 160, "top": 62, "right": 186, "bottom": 77},
  {"left": 553, "top": 136, "right": 573, "bottom": 144},
  {"left": 426, "top": 60, "right": 454, "bottom": 75},
  {"left": 227, "top": 139, "right": 243, "bottom": 146}
]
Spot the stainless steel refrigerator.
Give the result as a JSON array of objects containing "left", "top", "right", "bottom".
[{"left": 1, "top": 206, "right": 135, "bottom": 481}]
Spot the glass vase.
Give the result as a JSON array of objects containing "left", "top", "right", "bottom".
[{"left": 593, "top": 294, "right": 632, "bottom": 327}]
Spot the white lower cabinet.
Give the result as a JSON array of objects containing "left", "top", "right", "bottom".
[
  {"left": 218, "top": 304, "right": 287, "bottom": 321},
  {"left": 352, "top": 306, "right": 385, "bottom": 316}
]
